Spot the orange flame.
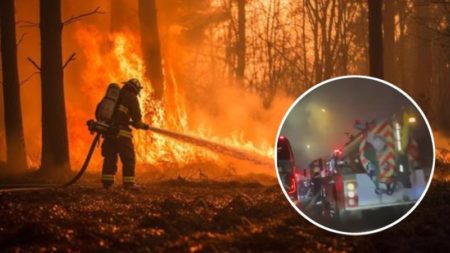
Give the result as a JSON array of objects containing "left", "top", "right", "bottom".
[{"left": 66, "top": 26, "right": 273, "bottom": 172}]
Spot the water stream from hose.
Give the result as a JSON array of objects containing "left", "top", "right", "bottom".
[{"left": 147, "top": 126, "right": 273, "bottom": 167}]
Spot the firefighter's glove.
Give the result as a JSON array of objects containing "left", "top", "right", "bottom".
[
  {"left": 138, "top": 122, "right": 150, "bottom": 130},
  {"left": 133, "top": 121, "right": 150, "bottom": 130}
]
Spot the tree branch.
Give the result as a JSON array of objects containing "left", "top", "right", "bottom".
[
  {"left": 27, "top": 57, "right": 41, "bottom": 71},
  {"left": 16, "top": 33, "right": 27, "bottom": 47},
  {"left": 20, "top": 72, "right": 40, "bottom": 86},
  {"left": 63, "top": 7, "right": 104, "bottom": 26},
  {"left": 62, "top": 53, "right": 76, "bottom": 69},
  {"left": 16, "top": 20, "right": 39, "bottom": 28}
]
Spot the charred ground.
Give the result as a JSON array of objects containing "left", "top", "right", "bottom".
[{"left": 0, "top": 165, "right": 449, "bottom": 252}]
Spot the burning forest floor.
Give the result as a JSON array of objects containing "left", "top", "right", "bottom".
[{"left": 0, "top": 164, "right": 449, "bottom": 252}]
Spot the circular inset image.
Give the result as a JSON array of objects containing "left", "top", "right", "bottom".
[{"left": 275, "top": 76, "right": 435, "bottom": 235}]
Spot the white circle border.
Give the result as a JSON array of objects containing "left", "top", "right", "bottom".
[{"left": 274, "top": 75, "right": 436, "bottom": 236}]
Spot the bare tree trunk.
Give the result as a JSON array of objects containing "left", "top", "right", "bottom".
[
  {"left": 322, "top": 0, "right": 336, "bottom": 79},
  {"left": 397, "top": 1, "right": 407, "bottom": 90},
  {"left": 319, "top": 2, "right": 327, "bottom": 79},
  {"left": 39, "top": 0, "right": 70, "bottom": 174},
  {"left": 225, "top": 0, "right": 233, "bottom": 77},
  {"left": 301, "top": 0, "right": 309, "bottom": 87},
  {"left": 236, "top": 0, "right": 246, "bottom": 80},
  {"left": 368, "top": 0, "right": 384, "bottom": 78},
  {"left": 0, "top": 0, "right": 28, "bottom": 171},
  {"left": 305, "top": 0, "right": 339, "bottom": 83},
  {"left": 337, "top": 0, "right": 349, "bottom": 75},
  {"left": 138, "top": 0, "right": 164, "bottom": 100},
  {"left": 429, "top": 2, "right": 450, "bottom": 133},
  {"left": 312, "top": 14, "right": 321, "bottom": 83},
  {"left": 413, "top": 2, "right": 432, "bottom": 98},
  {"left": 383, "top": 0, "right": 395, "bottom": 83}
]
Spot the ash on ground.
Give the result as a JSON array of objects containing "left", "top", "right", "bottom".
[{"left": 0, "top": 165, "right": 449, "bottom": 252}]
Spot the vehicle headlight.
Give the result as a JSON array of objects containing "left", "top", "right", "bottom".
[
  {"left": 347, "top": 182, "right": 355, "bottom": 191},
  {"left": 348, "top": 191, "right": 355, "bottom": 198}
]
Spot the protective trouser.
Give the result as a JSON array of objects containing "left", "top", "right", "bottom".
[{"left": 101, "top": 135, "right": 136, "bottom": 187}]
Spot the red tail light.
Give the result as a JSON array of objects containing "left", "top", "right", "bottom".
[
  {"left": 288, "top": 175, "right": 296, "bottom": 195},
  {"left": 333, "top": 148, "right": 342, "bottom": 157},
  {"left": 347, "top": 196, "right": 359, "bottom": 207}
]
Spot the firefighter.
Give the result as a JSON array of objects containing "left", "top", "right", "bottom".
[
  {"left": 101, "top": 78, "right": 149, "bottom": 189},
  {"left": 310, "top": 159, "right": 323, "bottom": 203}
]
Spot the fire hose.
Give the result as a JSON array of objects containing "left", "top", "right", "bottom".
[
  {"left": 0, "top": 122, "right": 272, "bottom": 193},
  {"left": 0, "top": 133, "right": 101, "bottom": 193}
]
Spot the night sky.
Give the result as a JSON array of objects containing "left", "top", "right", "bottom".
[{"left": 280, "top": 77, "right": 431, "bottom": 168}]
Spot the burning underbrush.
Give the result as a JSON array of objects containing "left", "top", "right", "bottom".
[
  {"left": 434, "top": 132, "right": 450, "bottom": 164},
  {"left": 433, "top": 132, "right": 450, "bottom": 182}
]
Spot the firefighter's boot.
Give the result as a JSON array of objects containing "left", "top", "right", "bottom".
[{"left": 102, "top": 174, "right": 115, "bottom": 189}]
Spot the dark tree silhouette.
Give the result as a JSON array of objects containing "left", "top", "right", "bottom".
[
  {"left": 413, "top": 2, "right": 432, "bottom": 97},
  {"left": 383, "top": 0, "right": 396, "bottom": 83},
  {"left": 304, "top": 0, "right": 362, "bottom": 84},
  {"left": 0, "top": 0, "right": 28, "bottom": 171},
  {"left": 39, "top": 0, "right": 70, "bottom": 174},
  {"left": 368, "top": 0, "right": 384, "bottom": 78},
  {"left": 236, "top": 0, "right": 246, "bottom": 80},
  {"left": 138, "top": 0, "right": 164, "bottom": 100}
]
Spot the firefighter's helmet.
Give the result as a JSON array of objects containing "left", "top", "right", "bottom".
[{"left": 123, "top": 78, "right": 143, "bottom": 94}]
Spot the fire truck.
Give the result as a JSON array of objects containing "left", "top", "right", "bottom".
[
  {"left": 297, "top": 112, "right": 428, "bottom": 221},
  {"left": 276, "top": 135, "right": 299, "bottom": 201}
]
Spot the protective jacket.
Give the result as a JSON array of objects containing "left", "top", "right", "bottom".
[
  {"left": 113, "top": 83, "right": 146, "bottom": 133},
  {"left": 101, "top": 83, "right": 146, "bottom": 188}
]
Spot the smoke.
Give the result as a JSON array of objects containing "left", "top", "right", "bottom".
[
  {"left": 281, "top": 101, "right": 338, "bottom": 168},
  {"left": 182, "top": 82, "right": 293, "bottom": 176},
  {"left": 280, "top": 78, "right": 431, "bottom": 168},
  {"left": 187, "top": 79, "right": 293, "bottom": 156}
]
